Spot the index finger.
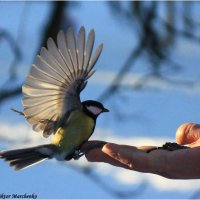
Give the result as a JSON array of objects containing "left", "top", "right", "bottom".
[{"left": 81, "top": 141, "right": 129, "bottom": 169}]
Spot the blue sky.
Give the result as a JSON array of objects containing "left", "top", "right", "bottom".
[{"left": 0, "top": 1, "right": 200, "bottom": 199}]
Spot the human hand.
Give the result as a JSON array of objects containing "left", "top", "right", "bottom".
[
  {"left": 82, "top": 123, "right": 200, "bottom": 179},
  {"left": 81, "top": 140, "right": 158, "bottom": 172}
]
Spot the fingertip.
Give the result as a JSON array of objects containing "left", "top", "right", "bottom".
[
  {"left": 176, "top": 123, "right": 191, "bottom": 144},
  {"left": 175, "top": 123, "right": 200, "bottom": 144}
]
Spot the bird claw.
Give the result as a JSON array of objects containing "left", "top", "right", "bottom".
[
  {"left": 72, "top": 141, "right": 107, "bottom": 160},
  {"left": 72, "top": 149, "right": 85, "bottom": 160}
]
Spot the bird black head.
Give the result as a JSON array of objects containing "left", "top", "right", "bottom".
[{"left": 82, "top": 100, "right": 109, "bottom": 119}]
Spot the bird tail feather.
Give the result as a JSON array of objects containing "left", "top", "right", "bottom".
[{"left": 0, "top": 144, "right": 57, "bottom": 171}]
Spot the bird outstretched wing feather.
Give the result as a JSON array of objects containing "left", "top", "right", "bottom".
[{"left": 22, "top": 26, "right": 103, "bottom": 137}]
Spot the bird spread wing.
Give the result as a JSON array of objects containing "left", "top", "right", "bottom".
[{"left": 22, "top": 27, "right": 103, "bottom": 137}]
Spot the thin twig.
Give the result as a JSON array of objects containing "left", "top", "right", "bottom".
[
  {"left": 98, "top": 39, "right": 146, "bottom": 102},
  {"left": 65, "top": 163, "right": 147, "bottom": 198},
  {"left": 0, "top": 86, "right": 22, "bottom": 104}
]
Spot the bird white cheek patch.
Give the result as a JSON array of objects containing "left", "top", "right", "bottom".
[{"left": 87, "top": 106, "right": 102, "bottom": 115}]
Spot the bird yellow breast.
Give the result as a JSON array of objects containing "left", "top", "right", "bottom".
[{"left": 52, "top": 110, "right": 94, "bottom": 152}]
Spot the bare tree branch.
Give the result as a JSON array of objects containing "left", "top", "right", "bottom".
[
  {"left": 0, "top": 86, "right": 21, "bottom": 104},
  {"left": 99, "top": 39, "right": 146, "bottom": 102},
  {"left": 66, "top": 163, "right": 148, "bottom": 198},
  {"left": 190, "top": 189, "right": 200, "bottom": 199},
  {"left": 0, "top": 30, "right": 22, "bottom": 81},
  {"left": 0, "top": 2, "right": 67, "bottom": 105}
]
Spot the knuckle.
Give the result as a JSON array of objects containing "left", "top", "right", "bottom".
[{"left": 126, "top": 161, "right": 134, "bottom": 169}]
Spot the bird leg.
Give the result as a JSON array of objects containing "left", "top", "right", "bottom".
[
  {"left": 72, "top": 141, "right": 107, "bottom": 160},
  {"left": 72, "top": 149, "right": 85, "bottom": 160}
]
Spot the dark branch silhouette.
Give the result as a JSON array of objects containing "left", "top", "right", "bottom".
[
  {"left": 0, "top": 86, "right": 21, "bottom": 104},
  {"left": 65, "top": 163, "right": 148, "bottom": 198},
  {"left": 100, "top": 1, "right": 200, "bottom": 103},
  {"left": 99, "top": 39, "right": 146, "bottom": 102},
  {"left": 0, "top": 30, "right": 22, "bottom": 83},
  {"left": 0, "top": 1, "right": 67, "bottom": 104}
]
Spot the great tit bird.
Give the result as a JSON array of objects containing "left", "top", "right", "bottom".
[{"left": 0, "top": 26, "right": 109, "bottom": 171}]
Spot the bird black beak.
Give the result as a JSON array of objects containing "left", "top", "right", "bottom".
[{"left": 102, "top": 108, "right": 109, "bottom": 112}]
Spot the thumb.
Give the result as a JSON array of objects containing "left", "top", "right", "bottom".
[
  {"left": 176, "top": 123, "right": 200, "bottom": 146},
  {"left": 102, "top": 143, "right": 148, "bottom": 171}
]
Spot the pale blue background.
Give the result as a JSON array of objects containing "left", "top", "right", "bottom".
[{"left": 0, "top": 1, "right": 200, "bottom": 199}]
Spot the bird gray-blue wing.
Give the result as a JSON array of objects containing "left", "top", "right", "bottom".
[{"left": 22, "top": 26, "right": 103, "bottom": 137}]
